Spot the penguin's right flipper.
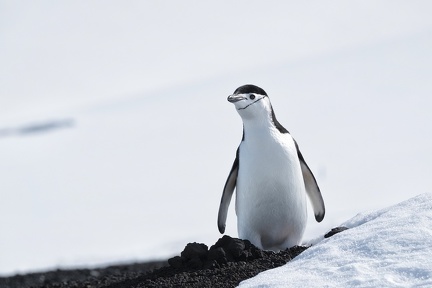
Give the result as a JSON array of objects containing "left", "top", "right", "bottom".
[{"left": 217, "top": 148, "right": 239, "bottom": 233}]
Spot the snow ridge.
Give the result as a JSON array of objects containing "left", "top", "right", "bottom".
[{"left": 240, "top": 193, "right": 432, "bottom": 287}]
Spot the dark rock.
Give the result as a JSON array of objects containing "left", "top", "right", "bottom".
[
  {"left": 324, "top": 226, "right": 349, "bottom": 238},
  {"left": 226, "top": 238, "right": 245, "bottom": 259},
  {"left": 2, "top": 231, "right": 335, "bottom": 287},
  {"left": 167, "top": 256, "right": 183, "bottom": 269},
  {"left": 211, "top": 235, "right": 233, "bottom": 249},
  {"left": 187, "top": 257, "right": 203, "bottom": 269},
  {"left": 207, "top": 247, "right": 227, "bottom": 264},
  {"left": 0, "top": 261, "right": 168, "bottom": 288},
  {"left": 181, "top": 242, "right": 208, "bottom": 260}
]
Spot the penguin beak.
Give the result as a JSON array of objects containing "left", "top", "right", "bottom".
[{"left": 227, "top": 94, "right": 246, "bottom": 103}]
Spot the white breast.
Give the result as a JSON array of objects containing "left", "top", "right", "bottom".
[{"left": 235, "top": 126, "right": 307, "bottom": 250}]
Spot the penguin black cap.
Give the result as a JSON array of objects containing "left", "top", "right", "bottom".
[{"left": 233, "top": 84, "right": 268, "bottom": 96}]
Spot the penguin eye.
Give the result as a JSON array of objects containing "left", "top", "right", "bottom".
[{"left": 249, "top": 94, "right": 256, "bottom": 100}]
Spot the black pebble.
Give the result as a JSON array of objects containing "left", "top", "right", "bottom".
[{"left": 324, "top": 226, "right": 349, "bottom": 238}]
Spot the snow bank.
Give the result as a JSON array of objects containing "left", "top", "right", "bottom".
[{"left": 240, "top": 193, "right": 432, "bottom": 287}]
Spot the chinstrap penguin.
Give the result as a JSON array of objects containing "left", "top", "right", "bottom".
[{"left": 217, "top": 84, "right": 325, "bottom": 251}]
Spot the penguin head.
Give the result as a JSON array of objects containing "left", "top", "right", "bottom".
[{"left": 228, "top": 84, "right": 272, "bottom": 121}]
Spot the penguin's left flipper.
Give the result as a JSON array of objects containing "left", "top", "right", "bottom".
[
  {"left": 217, "top": 148, "right": 239, "bottom": 233},
  {"left": 295, "top": 142, "right": 325, "bottom": 222}
]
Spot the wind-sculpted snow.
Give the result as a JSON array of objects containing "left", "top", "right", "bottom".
[{"left": 240, "top": 193, "right": 432, "bottom": 287}]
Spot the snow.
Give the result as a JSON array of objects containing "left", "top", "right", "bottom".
[
  {"left": 1, "top": 1, "right": 432, "bottom": 278},
  {"left": 240, "top": 193, "right": 432, "bottom": 287}
]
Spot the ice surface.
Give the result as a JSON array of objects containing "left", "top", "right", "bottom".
[{"left": 240, "top": 193, "right": 432, "bottom": 287}]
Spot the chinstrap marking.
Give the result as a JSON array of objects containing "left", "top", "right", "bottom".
[{"left": 237, "top": 95, "right": 267, "bottom": 110}]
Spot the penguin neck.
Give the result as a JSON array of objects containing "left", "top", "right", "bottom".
[
  {"left": 241, "top": 114, "right": 277, "bottom": 141},
  {"left": 240, "top": 107, "right": 290, "bottom": 141}
]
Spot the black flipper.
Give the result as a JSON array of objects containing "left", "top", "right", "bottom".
[
  {"left": 295, "top": 141, "right": 325, "bottom": 222},
  {"left": 217, "top": 148, "right": 239, "bottom": 233}
]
